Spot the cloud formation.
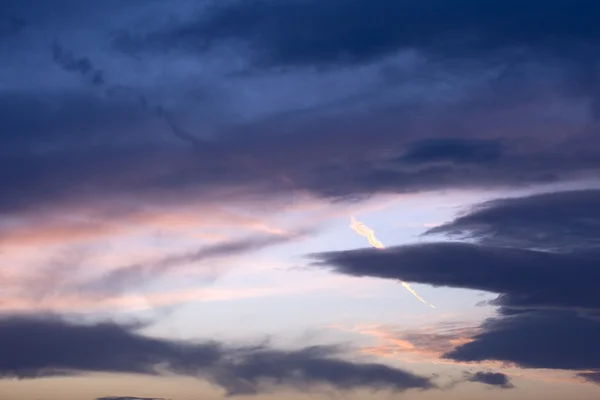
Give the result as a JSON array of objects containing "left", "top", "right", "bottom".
[
  {"left": 77, "top": 231, "right": 308, "bottom": 297},
  {"left": 445, "top": 310, "right": 600, "bottom": 371},
  {"left": 464, "top": 371, "right": 514, "bottom": 389},
  {"left": 312, "top": 246, "right": 600, "bottom": 377},
  {"left": 398, "top": 138, "right": 504, "bottom": 166},
  {"left": 0, "top": 315, "right": 435, "bottom": 396},
  {"left": 52, "top": 42, "right": 104, "bottom": 85},
  {"left": 310, "top": 241, "right": 600, "bottom": 312},
  {"left": 311, "top": 188, "right": 600, "bottom": 380},
  {"left": 426, "top": 189, "right": 600, "bottom": 251},
  {"left": 3, "top": 1, "right": 600, "bottom": 393},
  {"left": 2, "top": 0, "right": 600, "bottom": 224},
  {"left": 141, "top": 0, "right": 600, "bottom": 70},
  {"left": 579, "top": 372, "right": 600, "bottom": 385}
]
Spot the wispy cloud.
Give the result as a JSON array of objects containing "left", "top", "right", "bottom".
[
  {"left": 333, "top": 322, "right": 480, "bottom": 365},
  {"left": 0, "top": 269, "right": 362, "bottom": 314}
]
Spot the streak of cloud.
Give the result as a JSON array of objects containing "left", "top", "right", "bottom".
[
  {"left": 58, "top": 230, "right": 311, "bottom": 299},
  {"left": 424, "top": 189, "right": 600, "bottom": 252},
  {"left": 348, "top": 216, "right": 434, "bottom": 308},
  {"left": 349, "top": 216, "right": 385, "bottom": 249},
  {"left": 52, "top": 41, "right": 104, "bottom": 85}
]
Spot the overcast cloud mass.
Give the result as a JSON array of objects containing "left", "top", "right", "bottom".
[{"left": 2, "top": 1, "right": 600, "bottom": 399}]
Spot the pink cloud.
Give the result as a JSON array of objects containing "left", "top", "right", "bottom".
[
  {"left": 0, "top": 204, "right": 290, "bottom": 248},
  {"left": 0, "top": 274, "right": 362, "bottom": 313}
]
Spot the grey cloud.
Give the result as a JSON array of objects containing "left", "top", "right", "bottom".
[
  {"left": 311, "top": 243, "right": 600, "bottom": 376},
  {"left": 398, "top": 138, "right": 503, "bottom": 165},
  {"left": 309, "top": 188, "right": 600, "bottom": 377},
  {"left": 2, "top": 36, "right": 600, "bottom": 219},
  {"left": 0, "top": 129, "right": 292, "bottom": 219},
  {"left": 0, "top": 14, "right": 26, "bottom": 39},
  {"left": 116, "top": 0, "right": 600, "bottom": 122},
  {"left": 311, "top": 188, "right": 600, "bottom": 313},
  {"left": 578, "top": 372, "right": 600, "bottom": 384},
  {"left": 444, "top": 310, "right": 600, "bottom": 371},
  {"left": 3, "top": 1, "right": 600, "bottom": 250},
  {"left": 96, "top": 397, "right": 168, "bottom": 400},
  {"left": 425, "top": 189, "right": 600, "bottom": 252},
  {"left": 464, "top": 371, "right": 514, "bottom": 389},
  {"left": 134, "top": 0, "right": 600, "bottom": 69},
  {"left": 52, "top": 42, "right": 104, "bottom": 85},
  {"left": 310, "top": 241, "right": 600, "bottom": 313},
  {"left": 0, "top": 315, "right": 435, "bottom": 396},
  {"left": 48, "top": 43, "right": 210, "bottom": 149},
  {"left": 0, "top": 92, "right": 157, "bottom": 154},
  {"left": 216, "top": 347, "right": 435, "bottom": 396},
  {"left": 0, "top": 315, "right": 223, "bottom": 378}
]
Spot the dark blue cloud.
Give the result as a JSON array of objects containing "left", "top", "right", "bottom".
[
  {"left": 310, "top": 241, "right": 600, "bottom": 375},
  {"left": 310, "top": 188, "right": 600, "bottom": 380},
  {"left": 52, "top": 42, "right": 104, "bottom": 85},
  {"left": 0, "top": 14, "right": 26, "bottom": 39},
  {"left": 578, "top": 372, "right": 600, "bottom": 385},
  {"left": 5, "top": 77, "right": 597, "bottom": 218},
  {"left": 1, "top": 5, "right": 600, "bottom": 219},
  {"left": 425, "top": 189, "right": 600, "bottom": 252},
  {"left": 445, "top": 310, "right": 600, "bottom": 371},
  {"left": 0, "top": 315, "right": 222, "bottom": 378},
  {"left": 143, "top": 0, "right": 600, "bottom": 68},
  {"left": 311, "top": 189, "right": 600, "bottom": 313},
  {"left": 465, "top": 371, "right": 514, "bottom": 389},
  {"left": 310, "top": 241, "right": 600, "bottom": 313},
  {"left": 1, "top": 0, "right": 600, "bottom": 389},
  {"left": 0, "top": 315, "right": 435, "bottom": 396},
  {"left": 399, "top": 138, "right": 503, "bottom": 165}
]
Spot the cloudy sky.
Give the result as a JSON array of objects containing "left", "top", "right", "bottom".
[{"left": 2, "top": 0, "right": 600, "bottom": 399}]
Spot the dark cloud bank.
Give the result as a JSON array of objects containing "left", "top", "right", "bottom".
[
  {"left": 311, "top": 189, "right": 600, "bottom": 383},
  {"left": 136, "top": 0, "right": 600, "bottom": 69},
  {"left": 427, "top": 189, "right": 600, "bottom": 252},
  {"left": 2, "top": 0, "right": 600, "bottom": 220},
  {"left": 0, "top": 315, "right": 434, "bottom": 396}
]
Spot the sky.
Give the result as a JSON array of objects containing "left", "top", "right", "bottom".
[{"left": 1, "top": 0, "right": 600, "bottom": 399}]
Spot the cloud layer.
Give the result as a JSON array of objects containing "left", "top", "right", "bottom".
[
  {"left": 142, "top": 0, "right": 600, "bottom": 70},
  {"left": 311, "top": 241, "right": 600, "bottom": 313},
  {"left": 311, "top": 189, "right": 600, "bottom": 380},
  {"left": 2, "top": 0, "right": 600, "bottom": 224},
  {"left": 3, "top": 1, "right": 600, "bottom": 395},
  {"left": 0, "top": 315, "right": 434, "bottom": 396},
  {"left": 425, "top": 189, "right": 600, "bottom": 251}
]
